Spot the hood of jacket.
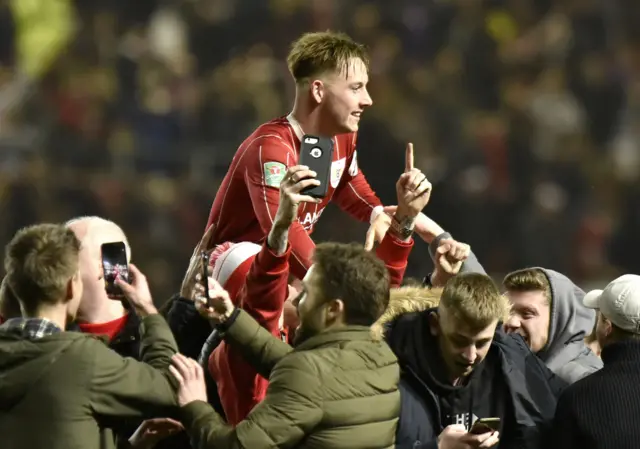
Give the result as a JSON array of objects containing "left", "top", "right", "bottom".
[
  {"left": 536, "top": 268, "right": 602, "bottom": 382},
  {"left": 0, "top": 326, "right": 84, "bottom": 410},
  {"left": 371, "top": 286, "right": 442, "bottom": 340}
]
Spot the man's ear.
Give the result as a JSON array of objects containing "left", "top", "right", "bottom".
[
  {"left": 428, "top": 311, "right": 441, "bottom": 337},
  {"left": 602, "top": 316, "right": 613, "bottom": 338},
  {"left": 65, "top": 272, "right": 80, "bottom": 303},
  {"left": 326, "top": 298, "right": 345, "bottom": 323}
]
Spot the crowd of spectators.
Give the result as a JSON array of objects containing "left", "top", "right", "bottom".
[{"left": 0, "top": 0, "right": 638, "bottom": 302}]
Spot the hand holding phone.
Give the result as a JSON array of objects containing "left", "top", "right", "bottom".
[
  {"left": 101, "top": 242, "right": 130, "bottom": 299},
  {"left": 469, "top": 417, "right": 500, "bottom": 435},
  {"left": 298, "top": 135, "right": 334, "bottom": 199}
]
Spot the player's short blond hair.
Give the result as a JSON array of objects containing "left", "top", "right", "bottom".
[
  {"left": 287, "top": 31, "right": 369, "bottom": 83},
  {"left": 441, "top": 273, "right": 511, "bottom": 329}
]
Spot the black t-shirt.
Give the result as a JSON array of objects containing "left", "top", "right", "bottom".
[{"left": 421, "top": 337, "right": 506, "bottom": 439}]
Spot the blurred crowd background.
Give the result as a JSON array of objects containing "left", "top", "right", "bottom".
[{"left": 0, "top": 0, "right": 638, "bottom": 303}]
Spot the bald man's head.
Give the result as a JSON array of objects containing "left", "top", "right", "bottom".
[{"left": 66, "top": 217, "right": 131, "bottom": 322}]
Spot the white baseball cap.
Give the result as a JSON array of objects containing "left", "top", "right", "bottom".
[{"left": 583, "top": 274, "right": 640, "bottom": 334}]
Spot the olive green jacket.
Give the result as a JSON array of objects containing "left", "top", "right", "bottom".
[
  {"left": 180, "top": 309, "right": 400, "bottom": 448},
  {"left": 0, "top": 314, "right": 179, "bottom": 449}
]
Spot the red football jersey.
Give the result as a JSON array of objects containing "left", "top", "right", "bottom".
[{"left": 206, "top": 115, "right": 382, "bottom": 279}]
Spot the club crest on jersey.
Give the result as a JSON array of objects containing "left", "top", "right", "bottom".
[
  {"left": 330, "top": 158, "right": 346, "bottom": 188},
  {"left": 264, "top": 161, "right": 286, "bottom": 187}
]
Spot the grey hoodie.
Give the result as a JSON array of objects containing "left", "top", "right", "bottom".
[
  {"left": 429, "top": 233, "right": 602, "bottom": 384},
  {"left": 535, "top": 268, "right": 602, "bottom": 383}
]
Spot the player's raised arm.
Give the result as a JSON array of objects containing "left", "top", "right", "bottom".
[{"left": 242, "top": 136, "right": 318, "bottom": 280}]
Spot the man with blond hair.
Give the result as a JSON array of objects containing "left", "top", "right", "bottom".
[
  {"left": 385, "top": 267, "right": 566, "bottom": 449},
  {"left": 205, "top": 31, "right": 443, "bottom": 280}
]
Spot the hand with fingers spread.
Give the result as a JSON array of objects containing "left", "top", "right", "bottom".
[
  {"left": 192, "top": 274, "right": 235, "bottom": 325},
  {"left": 431, "top": 239, "right": 471, "bottom": 287},
  {"left": 169, "top": 353, "right": 208, "bottom": 407},
  {"left": 115, "top": 264, "right": 157, "bottom": 317},
  {"left": 128, "top": 418, "right": 184, "bottom": 449},
  {"left": 179, "top": 224, "right": 215, "bottom": 299}
]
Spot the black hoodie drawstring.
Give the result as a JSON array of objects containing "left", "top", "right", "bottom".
[{"left": 468, "top": 382, "right": 474, "bottom": 430}]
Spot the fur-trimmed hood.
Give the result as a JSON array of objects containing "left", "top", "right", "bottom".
[{"left": 371, "top": 286, "right": 442, "bottom": 340}]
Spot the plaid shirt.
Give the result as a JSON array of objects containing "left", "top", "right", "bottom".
[{"left": 0, "top": 317, "right": 62, "bottom": 339}]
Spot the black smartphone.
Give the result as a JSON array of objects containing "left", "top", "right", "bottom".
[
  {"left": 101, "top": 241, "right": 129, "bottom": 298},
  {"left": 298, "top": 134, "right": 334, "bottom": 198},
  {"left": 470, "top": 417, "right": 500, "bottom": 434},
  {"left": 200, "top": 251, "right": 211, "bottom": 305}
]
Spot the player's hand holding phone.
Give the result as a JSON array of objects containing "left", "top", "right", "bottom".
[
  {"left": 269, "top": 164, "right": 323, "bottom": 255},
  {"left": 273, "top": 165, "right": 322, "bottom": 228}
]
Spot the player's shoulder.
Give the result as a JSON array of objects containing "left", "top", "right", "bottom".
[{"left": 242, "top": 116, "right": 296, "bottom": 148}]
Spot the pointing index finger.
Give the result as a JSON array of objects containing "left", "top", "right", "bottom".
[{"left": 405, "top": 142, "right": 414, "bottom": 172}]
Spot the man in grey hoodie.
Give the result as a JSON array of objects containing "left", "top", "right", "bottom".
[
  {"left": 503, "top": 267, "right": 602, "bottom": 383},
  {"left": 426, "top": 231, "right": 601, "bottom": 384}
]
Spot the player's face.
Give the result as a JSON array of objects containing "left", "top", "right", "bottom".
[{"left": 322, "top": 57, "right": 372, "bottom": 133}]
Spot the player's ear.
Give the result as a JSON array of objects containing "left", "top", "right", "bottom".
[{"left": 311, "top": 79, "right": 325, "bottom": 104}]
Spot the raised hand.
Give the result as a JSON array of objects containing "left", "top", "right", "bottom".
[
  {"left": 431, "top": 239, "right": 471, "bottom": 287},
  {"left": 273, "top": 165, "right": 322, "bottom": 227},
  {"left": 115, "top": 264, "right": 156, "bottom": 316},
  {"left": 396, "top": 142, "right": 432, "bottom": 218},
  {"left": 192, "top": 273, "right": 235, "bottom": 325},
  {"left": 180, "top": 224, "right": 215, "bottom": 299}
]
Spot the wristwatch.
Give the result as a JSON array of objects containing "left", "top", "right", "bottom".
[{"left": 390, "top": 215, "right": 415, "bottom": 241}]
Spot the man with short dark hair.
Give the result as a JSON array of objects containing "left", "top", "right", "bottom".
[
  {"left": 503, "top": 267, "right": 602, "bottom": 383},
  {"left": 168, "top": 237, "right": 400, "bottom": 449},
  {"left": 550, "top": 275, "right": 640, "bottom": 448},
  {"left": 0, "top": 223, "right": 179, "bottom": 449}
]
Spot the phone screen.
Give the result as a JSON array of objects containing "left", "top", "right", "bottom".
[{"left": 101, "top": 242, "right": 129, "bottom": 298}]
